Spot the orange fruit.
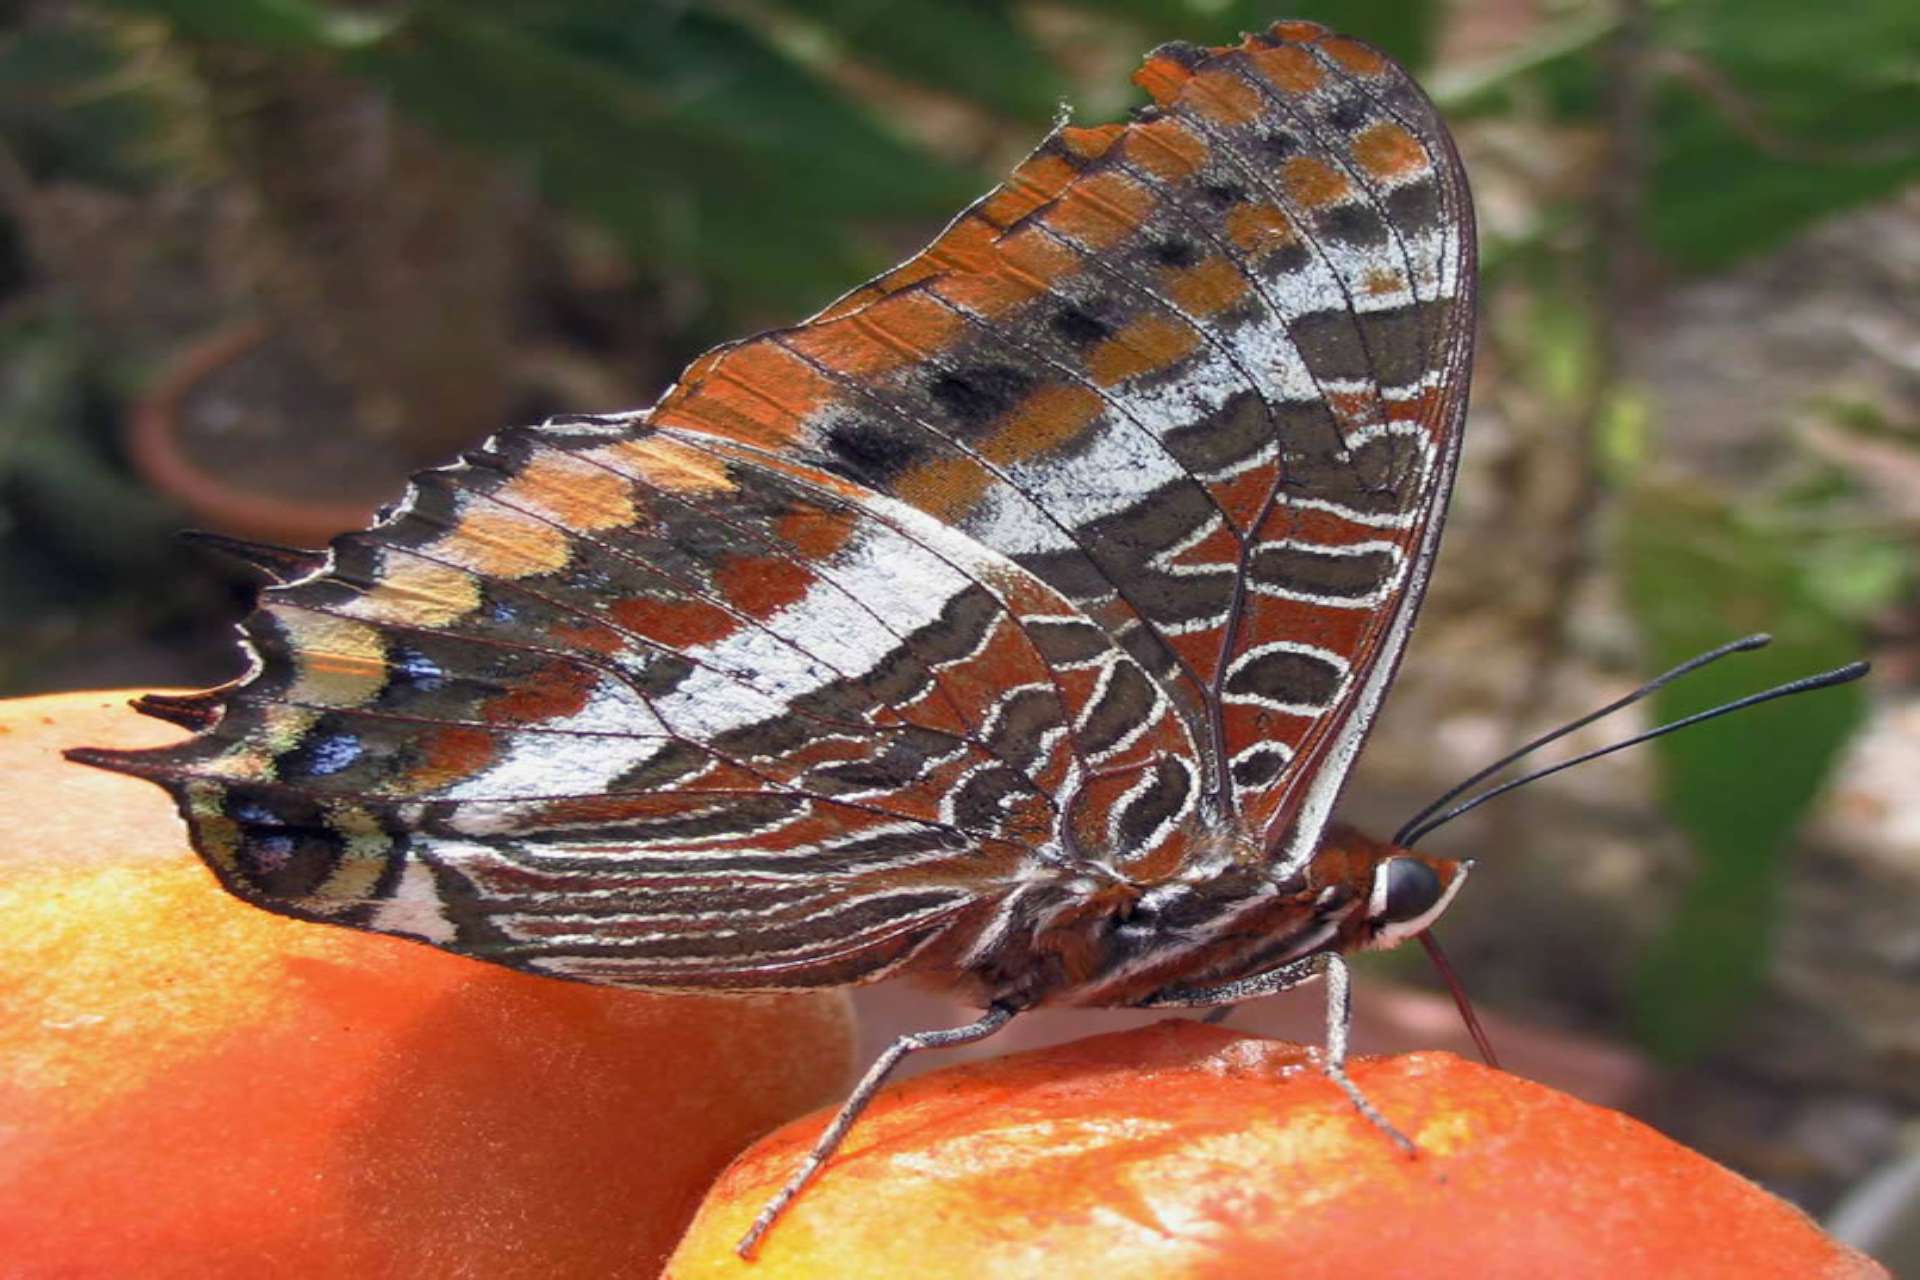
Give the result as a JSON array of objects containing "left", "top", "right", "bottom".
[
  {"left": 0, "top": 690, "right": 856, "bottom": 1277},
  {"left": 667, "top": 1020, "right": 1886, "bottom": 1279}
]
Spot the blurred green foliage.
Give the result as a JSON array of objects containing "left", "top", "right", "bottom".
[
  {"left": 0, "top": 12, "right": 166, "bottom": 188},
  {"left": 1621, "top": 487, "right": 1892, "bottom": 1060},
  {"left": 72, "top": 0, "right": 1914, "bottom": 313},
  {"left": 1489, "top": 0, "right": 1920, "bottom": 268},
  {"left": 87, "top": 0, "right": 1443, "bottom": 312}
]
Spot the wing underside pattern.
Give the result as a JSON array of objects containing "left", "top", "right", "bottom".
[{"left": 76, "top": 21, "right": 1473, "bottom": 991}]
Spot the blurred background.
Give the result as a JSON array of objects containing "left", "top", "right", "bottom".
[{"left": 2, "top": 0, "right": 1916, "bottom": 1262}]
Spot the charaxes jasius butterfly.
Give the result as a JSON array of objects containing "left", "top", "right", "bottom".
[{"left": 75, "top": 20, "right": 1486, "bottom": 1253}]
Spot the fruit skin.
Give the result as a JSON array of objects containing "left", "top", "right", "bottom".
[
  {"left": 667, "top": 1023, "right": 1887, "bottom": 1280},
  {"left": 1, "top": 690, "right": 856, "bottom": 1278}
]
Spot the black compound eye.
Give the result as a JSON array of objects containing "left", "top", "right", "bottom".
[{"left": 1376, "top": 858, "right": 1444, "bottom": 924}]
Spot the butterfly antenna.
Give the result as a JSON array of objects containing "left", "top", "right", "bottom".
[
  {"left": 1392, "top": 633, "right": 1773, "bottom": 847},
  {"left": 1398, "top": 657, "right": 1869, "bottom": 848}
]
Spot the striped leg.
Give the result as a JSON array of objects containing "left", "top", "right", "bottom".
[
  {"left": 736, "top": 1003, "right": 1018, "bottom": 1257},
  {"left": 1315, "top": 952, "right": 1416, "bottom": 1155},
  {"left": 1135, "top": 953, "right": 1416, "bottom": 1155}
]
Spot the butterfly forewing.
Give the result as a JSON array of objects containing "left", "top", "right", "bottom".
[
  {"left": 653, "top": 24, "right": 1474, "bottom": 871},
  {"left": 77, "top": 22, "right": 1474, "bottom": 995}
]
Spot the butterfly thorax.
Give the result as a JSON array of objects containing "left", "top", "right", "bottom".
[{"left": 906, "top": 822, "right": 1467, "bottom": 1011}]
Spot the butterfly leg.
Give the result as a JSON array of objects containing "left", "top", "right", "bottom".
[
  {"left": 736, "top": 1002, "right": 1017, "bottom": 1257},
  {"left": 1313, "top": 952, "right": 1416, "bottom": 1156},
  {"left": 1133, "top": 958, "right": 1415, "bottom": 1152},
  {"left": 1201, "top": 1004, "right": 1236, "bottom": 1025}
]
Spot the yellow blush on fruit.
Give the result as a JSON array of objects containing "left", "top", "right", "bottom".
[
  {"left": 667, "top": 1020, "right": 1886, "bottom": 1280},
  {"left": 0, "top": 690, "right": 856, "bottom": 1277}
]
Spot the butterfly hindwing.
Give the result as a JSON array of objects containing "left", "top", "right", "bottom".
[{"left": 81, "top": 417, "right": 1200, "bottom": 988}]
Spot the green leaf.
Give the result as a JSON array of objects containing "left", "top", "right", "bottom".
[
  {"left": 1620, "top": 486, "right": 1869, "bottom": 1061},
  {"left": 1518, "top": 0, "right": 1920, "bottom": 268},
  {"left": 344, "top": 5, "right": 979, "bottom": 315},
  {"left": 520, "top": 7, "right": 978, "bottom": 220},
  {"left": 1647, "top": 0, "right": 1920, "bottom": 271}
]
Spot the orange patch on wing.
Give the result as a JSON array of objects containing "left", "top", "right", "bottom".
[
  {"left": 1166, "top": 626, "right": 1229, "bottom": 683},
  {"left": 601, "top": 436, "right": 736, "bottom": 496},
  {"left": 1363, "top": 268, "right": 1406, "bottom": 297},
  {"left": 1041, "top": 171, "right": 1156, "bottom": 251},
  {"left": 774, "top": 505, "right": 855, "bottom": 562},
  {"left": 609, "top": 596, "right": 735, "bottom": 650},
  {"left": 1087, "top": 313, "right": 1202, "bottom": 386},
  {"left": 1208, "top": 462, "right": 1279, "bottom": 531},
  {"left": 1394, "top": 382, "right": 1446, "bottom": 427},
  {"left": 1126, "top": 117, "right": 1210, "bottom": 183},
  {"left": 406, "top": 724, "right": 496, "bottom": 792},
  {"left": 547, "top": 621, "right": 626, "bottom": 655},
  {"left": 1224, "top": 201, "right": 1297, "bottom": 256},
  {"left": 1282, "top": 155, "right": 1352, "bottom": 208},
  {"left": 818, "top": 256, "right": 945, "bottom": 319},
  {"left": 1268, "top": 20, "right": 1331, "bottom": 43},
  {"left": 500, "top": 452, "right": 634, "bottom": 534},
  {"left": 487, "top": 659, "right": 598, "bottom": 726},
  {"left": 1184, "top": 67, "right": 1264, "bottom": 125},
  {"left": 1134, "top": 53, "right": 1197, "bottom": 106},
  {"left": 919, "top": 216, "right": 999, "bottom": 276},
  {"left": 1323, "top": 36, "right": 1389, "bottom": 76},
  {"left": 995, "top": 224, "right": 1082, "bottom": 287},
  {"left": 434, "top": 507, "right": 570, "bottom": 580},
  {"left": 346, "top": 558, "right": 480, "bottom": 628},
  {"left": 1352, "top": 122, "right": 1427, "bottom": 180},
  {"left": 1058, "top": 124, "right": 1124, "bottom": 163},
  {"left": 657, "top": 343, "right": 829, "bottom": 449},
  {"left": 1247, "top": 44, "right": 1323, "bottom": 94},
  {"left": 934, "top": 226, "right": 1077, "bottom": 319},
  {"left": 981, "top": 152, "right": 1080, "bottom": 229},
  {"left": 1242, "top": 589, "right": 1370, "bottom": 657},
  {"left": 934, "top": 266, "right": 1048, "bottom": 319},
  {"left": 716, "top": 553, "right": 814, "bottom": 618},
  {"left": 893, "top": 453, "right": 992, "bottom": 523},
  {"left": 1325, "top": 387, "right": 1377, "bottom": 425},
  {"left": 1169, "top": 520, "right": 1239, "bottom": 570},
  {"left": 981, "top": 384, "right": 1104, "bottom": 465},
  {"left": 788, "top": 292, "right": 964, "bottom": 379},
  {"left": 1160, "top": 254, "right": 1253, "bottom": 316}
]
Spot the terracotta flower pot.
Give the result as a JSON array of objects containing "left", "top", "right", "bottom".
[
  {"left": 126, "top": 325, "right": 393, "bottom": 549},
  {"left": 1, "top": 690, "right": 857, "bottom": 1278}
]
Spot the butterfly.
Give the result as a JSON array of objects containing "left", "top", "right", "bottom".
[{"left": 74, "top": 20, "right": 1476, "bottom": 1254}]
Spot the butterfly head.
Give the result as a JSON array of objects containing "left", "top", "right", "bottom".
[{"left": 1312, "top": 823, "right": 1471, "bottom": 954}]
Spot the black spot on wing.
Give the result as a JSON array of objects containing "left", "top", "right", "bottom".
[
  {"left": 822, "top": 416, "right": 930, "bottom": 484},
  {"left": 1113, "top": 757, "right": 1193, "bottom": 853},
  {"left": 1052, "top": 305, "right": 1113, "bottom": 347},
  {"left": 928, "top": 363, "right": 1036, "bottom": 430},
  {"left": 1225, "top": 647, "right": 1344, "bottom": 710}
]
